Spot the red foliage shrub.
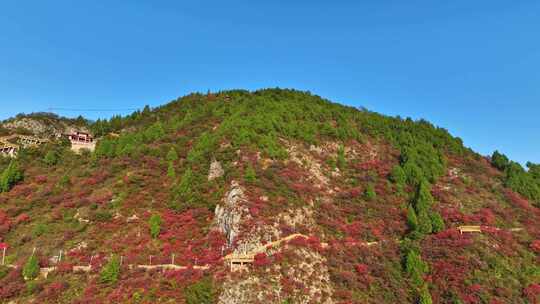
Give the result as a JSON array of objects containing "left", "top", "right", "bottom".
[
  {"left": 504, "top": 189, "right": 536, "bottom": 213},
  {"left": 0, "top": 210, "right": 11, "bottom": 235},
  {"left": 471, "top": 208, "right": 496, "bottom": 225},
  {"left": 530, "top": 240, "right": 540, "bottom": 254},
  {"left": 89, "top": 190, "right": 113, "bottom": 205},
  {"left": 288, "top": 236, "right": 309, "bottom": 247},
  {"left": 48, "top": 194, "right": 67, "bottom": 205},
  {"left": 14, "top": 213, "right": 29, "bottom": 224},
  {"left": 34, "top": 175, "right": 48, "bottom": 184},
  {"left": 354, "top": 263, "right": 368, "bottom": 275},
  {"left": 164, "top": 267, "right": 203, "bottom": 285},
  {"left": 9, "top": 185, "right": 33, "bottom": 198},
  {"left": 468, "top": 284, "right": 482, "bottom": 293},
  {"left": 56, "top": 262, "right": 74, "bottom": 274},
  {"left": 524, "top": 284, "right": 540, "bottom": 304},
  {"left": 40, "top": 281, "right": 67, "bottom": 301},
  {"left": 342, "top": 187, "right": 362, "bottom": 199},
  {"left": 253, "top": 253, "right": 270, "bottom": 267},
  {"left": 440, "top": 208, "right": 467, "bottom": 223}
]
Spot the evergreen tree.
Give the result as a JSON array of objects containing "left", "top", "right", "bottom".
[
  {"left": 149, "top": 214, "right": 162, "bottom": 239},
  {"left": 416, "top": 210, "right": 433, "bottom": 235},
  {"left": 100, "top": 255, "right": 121, "bottom": 284},
  {"left": 405, "top": 249, "right": 428, "bottom": 288},
  {"left": 418, "top": 285, "right": 433, "bottom": 304},
  {"left": 390, "top": 165, "right": 406, "bottom": 187},
  {"left": 430, "top": 212, "right": 445, "bottom": 233},
  {"left": 167, "top": 162, "right": 176, "bottom": 179},
  {"left": 166, "top": 147, "right": 178, "bottom": 162},
  {"left": 244, "top": 164, "right": 257, "bottom": 183},
  {"left": 22, "top": 254, "right": 39, "bottom": 280},
  {"left": 364, "top": 184, "right": 376, "bottom": 201},
  {"left": 414, "top": 181, "right": 434, "bottom": 212},
  {"left": 407, "top": 205, "right": 419, "bottom": 232},
  {"left": 491, "top": 150, "right": 510, "bottom": 171},
  {"left": 170, "top": 168, "right": 194, "bottom": 210},
  {"left": 0, "top": 161, "right": 23, "bottom": 192},
  {"left": 337, "top": 145, "right": 346, "bottom": 170}
]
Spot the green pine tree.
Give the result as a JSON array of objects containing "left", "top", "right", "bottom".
[
  {"left": 167, "top": 161, "right": 176, "bottom": 179},
  {"left": 166, "top": 147, "right": 178, "bottom": 162},
  {"left": 149, "top": 214, "right": 162, "bottom": 239},
  {"left": 22, "top": 254, "right": 39, "bottom": 280},
  {"left": 430, "top": 212, "right": 445, "bottom": 233},
  {"left": 0, "top": 161, "right": 23, "bottom": 193},
  {"left": 407, "top": 205, "right": 419, "bottom": 232},
  {"left": 244, "top": 164, "right": 257, "bottom": 183},
  {"left": 364, "top": 184, "right": 376, "bottom": 201},
  {"left": 43, "top": 150, "right": 59, "bottom": 166},
  {"left": 100, "top": 255, "right": 121, "bottom": 284}
]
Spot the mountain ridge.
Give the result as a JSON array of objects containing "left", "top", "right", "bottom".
[{"left": 0, "top": 88, "right": 539, "bottom": 304}]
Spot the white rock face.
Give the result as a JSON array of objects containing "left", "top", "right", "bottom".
[
  {"left": 2, "top": 117, "right": 90, "bottom": 138},
  {"left": 215, "top": 181, "right": 249, "bottom": 247},
  {"left": 208, "top": 159, "right": 224, "bottom": 181}
]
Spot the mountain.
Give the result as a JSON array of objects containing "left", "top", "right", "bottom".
[{"left": 0, "top": 88, "right": 539, "bottom": 304}]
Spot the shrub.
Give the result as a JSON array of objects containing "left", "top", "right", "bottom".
[
  {"left": 22, "top": 255, "right": 39, "bottom": 280},
  {"left": 94, "top": 210, "right": 112, "bottom": 222},
  {"left": 364, "top": 184, "right": 376, "bottom": 201},
  {"left": 100, "top": 255, "right": 120, "bottom": 284},
  {"left": 149, "top": 214, "right": 162, "bottom": 239},
  {"left": 43, "top": 150, "right": 59, "bottom": 166},
  {"left": 530, "top": 240, "right": 540, "bottom": 254},
  {"left": 185, "top": 277, "right": 215, "bottom": 304},
  {"left": 32, "top": 223, "right": 48, "bottom": 238}
]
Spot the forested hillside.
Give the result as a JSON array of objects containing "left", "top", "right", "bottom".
[{"left": 0, "top": 89, "right": 539, "bottom": 304}]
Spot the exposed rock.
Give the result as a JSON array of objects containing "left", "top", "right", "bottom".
[
  {"left": 2, "top": 117, "right": 89, "bottom": 139},
  {"left": 215, "top": 181, "right": 250, "bottom": 247},
  {"left": 70, "top": 241, "right": 88, "bottom": 252},
  {"left": 127, "top": 214, "right": 140, "bottom": 223},
  {"left": 287, "top": 143, "right": 329, "bottom": 188},
  {"left": 208, "top": 159, "right": 224, "bottom": 181},
  {"left": 74, "top": 209, "right": 90, "bottom": 224},
  {"left": 218, "top": 247, "right": 334, "bottom": 304}
]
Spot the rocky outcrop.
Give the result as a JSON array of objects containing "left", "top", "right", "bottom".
[
  {"left": 215, "top": 181, "right": 250, "bottom": 247},
  {"left": 2, "top": 116, "right": 89, "bottom": 138},
  {"left": 218, "top": 247, "right": 334, "bottom": 304},
  {"left": 208, "top": 159, "right": 224, "bottom": 181}
]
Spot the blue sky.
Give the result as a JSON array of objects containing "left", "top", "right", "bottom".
[{"left": 0, "top": 1, "right": 538, "bottom": 165}]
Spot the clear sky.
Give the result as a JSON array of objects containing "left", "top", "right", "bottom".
[{"left": 0, "top": 1, "right": 538, "bottom": 165}]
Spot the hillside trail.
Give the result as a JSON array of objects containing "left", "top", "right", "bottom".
[{"left": 5, "top": 225, "right": 524, "bottom": 279}]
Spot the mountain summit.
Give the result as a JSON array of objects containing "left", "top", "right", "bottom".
[{"left": 0, "top": 89, "right": 539, "bottom": 304}]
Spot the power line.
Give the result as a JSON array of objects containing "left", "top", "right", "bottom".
[{"left": 46, "top": 107, "right": 139, "bottom": 112}]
